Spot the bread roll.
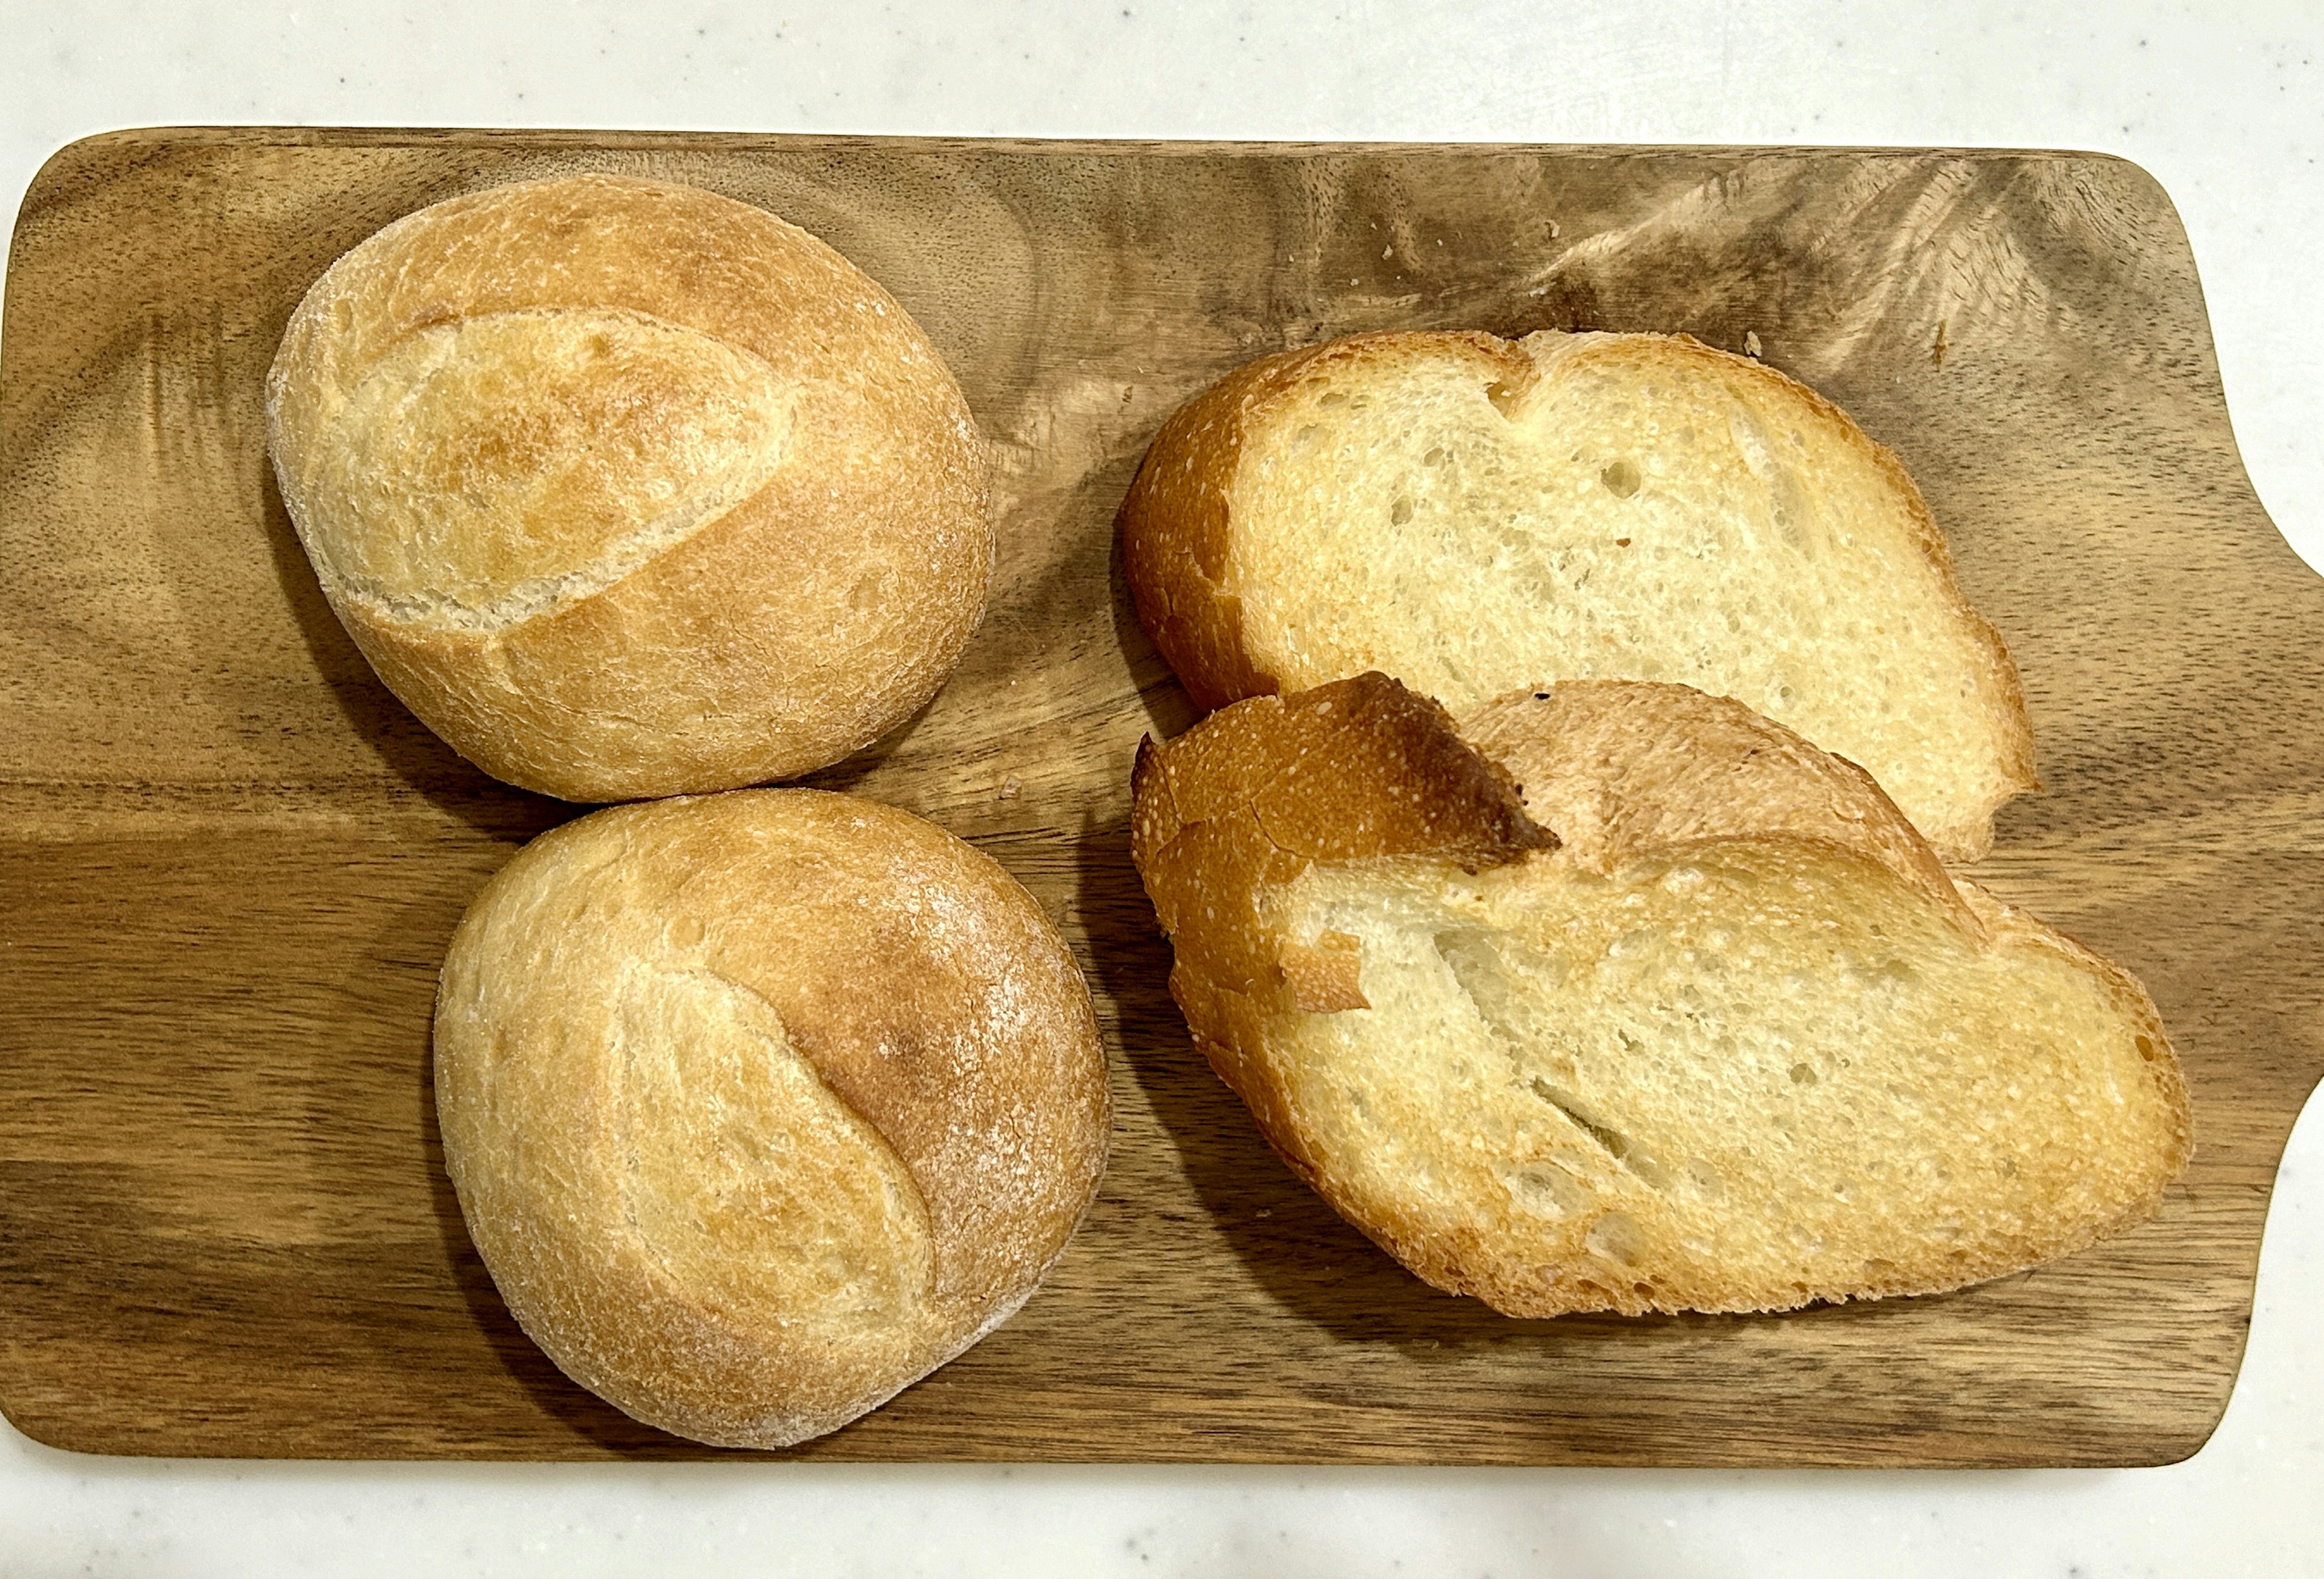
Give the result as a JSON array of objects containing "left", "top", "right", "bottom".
[
  {"left": 1130, "top": 672, "right": 2188, "bottom": 1317},
  {"left": 1118, "top": 329, "right": 2035, "bottom": 860},
  {"left": 433, "top": 790, "right": 1110, "bottom": 1446},
  {"left": 267, "top": 174, "right": 993, "bottom": 801}
]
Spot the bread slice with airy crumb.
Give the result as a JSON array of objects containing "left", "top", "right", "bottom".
[
  {"left": 1119, "top": 330, "right": 2037, "bottom": 861},
  {"left": 1129, "top": 672, "right": 2188, "bottom": 1318}
]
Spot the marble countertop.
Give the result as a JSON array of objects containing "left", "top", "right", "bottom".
[{"left": 3, "top": 2, "right": 2319, "bottom": 1572}]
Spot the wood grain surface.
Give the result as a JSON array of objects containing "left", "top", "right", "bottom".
[{"left": 1, "top": 129, "right": 2317, "bottom": 1466}]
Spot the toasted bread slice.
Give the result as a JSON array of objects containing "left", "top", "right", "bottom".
[
  {"left": 1129, "top": 673, "right": 2188, "bottom": 1318},
  {"left": 1119, "top": 330, "right": 2037, "bottom": 860}
]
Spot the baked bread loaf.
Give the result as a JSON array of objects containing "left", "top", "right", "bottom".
[
  {"left": 1129, "top": 672, "right": 2188, "bottom": 1317},
  {"left": 434, "top": 790, "right": 1110, "bottom": 1446},
  {"left": 1119, "top": 329, "right": 2035, "bottom": 860},
  {"left": 267, "top": 174, "right": 993, "bottom": 802}
]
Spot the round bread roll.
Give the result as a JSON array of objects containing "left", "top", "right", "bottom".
[
  {"left": 433, "top": 790, "right": 1111, "bottom": 1448},
  {"left": 266, "top": 174, "right": 993, "bottom": 801}
]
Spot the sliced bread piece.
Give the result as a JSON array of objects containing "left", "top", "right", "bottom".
[
  {"left": 1118, "top": 330, "right": 2037, "bottom": 860},
  {"left": 1129, "top": 672, "right": 2188, "bottom": 1318}
]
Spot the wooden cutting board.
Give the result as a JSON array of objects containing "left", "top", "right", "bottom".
[{"left": 2, "top": 129, "right": 2317, "bottom": 1466}]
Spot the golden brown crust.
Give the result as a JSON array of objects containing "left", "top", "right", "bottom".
[
  {"left": 1463, "top": 680, "right": 1978, "bottom": 934},
  {"left": 1131, "top": 676, "right": 2187, "bottom": 1319},
  {"left": 268, "top": 175, "right": 993, "bottom": 801},
  {"left": 1117, "top": 327, "right": 2037, "bottom": 861},
  {"left": 1118, "top": 332, "right": 1528, "bottom": 713},
  {"left": 1279, "top": 930, "right": 1370, "bottom": 1013},
  {"left": 1131, "top": 671, "right": 1554, "bottom": 994},
  {"left": 1130, "top": 672, "right": 1554, "bottom": 1241},
  {"left": 433, "top": 790, "right": 1109, "bottom": 1446}
]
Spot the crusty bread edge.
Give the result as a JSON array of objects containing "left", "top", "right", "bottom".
[
  {"left": 1180, "top": 850, "right": 2191, "bottom": 1322},
  {"left": 1117, "top": 331, "right": 1531, "bottom": 715},
  {"left": 1590, "top": 331, "right": 2041, "bottom": 859},
  {"left": 1132, "top": 677, "right": 2190, "bottom": 1319},
  {"left": 1117, "top": 328, "right": 2039, "bottom": 861},
  {"left": 433, "top": 789, "right": 1112, "bottom": 1447},
  {"left": 589, "top": 1180, "right": 1101, "bottom": 1451},
  {"left": 264, "top": 174, "right": 997, "bottom": 803}
]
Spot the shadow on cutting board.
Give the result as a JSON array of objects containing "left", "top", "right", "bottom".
[
  {"left": 257, "top": 468, "right": 573, "bottom": 847},
  {"left": 416, "top": 1045, "right": 697, "bottom": 1456}
]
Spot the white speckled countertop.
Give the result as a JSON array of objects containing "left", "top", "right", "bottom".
[{"left": 3, "top": 2, "right": 2320, "bottom": 1572}]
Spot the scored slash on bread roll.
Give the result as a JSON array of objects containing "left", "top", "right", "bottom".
[
  {"left": 1118, "top": 329, "right": 2036, "bottom": 860},
  {"left": 433, "top": 790, "right": 1111, "bottom": 1448},
  {"left": 1130, "top": 673, "right": 2189, "bottom": 1318},
  {"left": 268, "top": 174, "right": 994, "bottom": 802}
]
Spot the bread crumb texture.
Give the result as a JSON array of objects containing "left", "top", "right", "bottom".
[
  {"left": 268, "top": 174, "right": 994, "bottom": 801},
  {"left": 1131, "top": 674, "right": 2188, "bottom": 1318},
  {"left": 1119, "top": 330, "right": 2035, "bottom": 860},
  {"left": 433, "top": 790, "right": 1110, "bottom": 1446}
]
